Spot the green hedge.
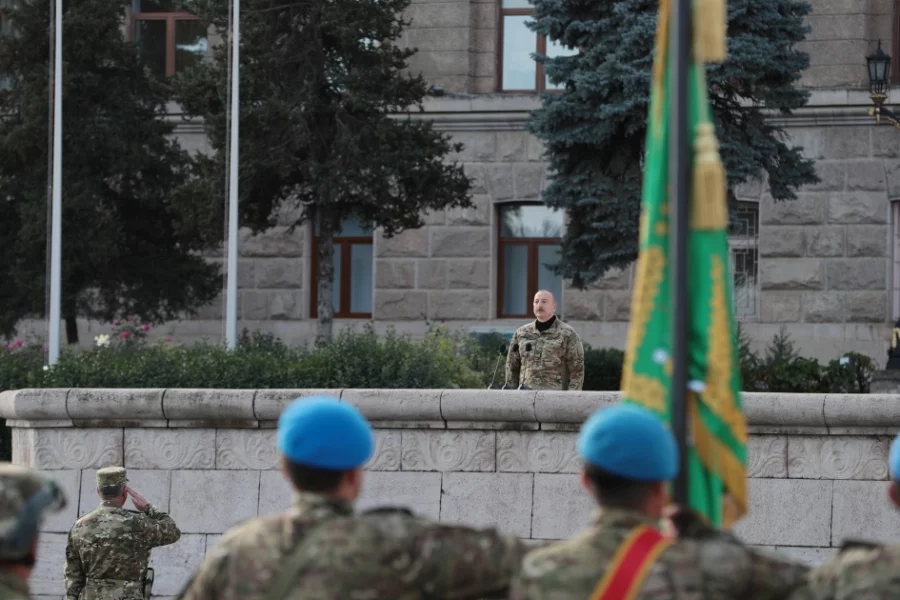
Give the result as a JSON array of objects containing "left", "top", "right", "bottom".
[{"left": 0, "top": 323, "right": 878, "bottom": 461}]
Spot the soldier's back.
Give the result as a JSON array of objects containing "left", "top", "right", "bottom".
[
  {"left": 69, "top": 507, "right": 156, "bottom": 599},
  {"left": 790, "top": 543, "right": 900, "bottom": 600},
  {"left": 180, "top": 502, "right": 524, "bottom": 600},
  {"left": 512, "top": 510, "right": 808, "bottom": 600}
]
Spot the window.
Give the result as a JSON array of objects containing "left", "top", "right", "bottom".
[
  {"left": 130, "top": 0, "right": 207, "bottom": 78},
  {"left": 498, "top": 0, "right": 576, "bottom": 92},
  {"left": 310, "top": 216, "right": 374, "bottom": 318},
  {"left": 892, "top": 201, "right": 900, "bottom": 319},
  {"left": 729, "top": 201, "right": 759, "bottom": 318},
  {"left": 0, "top": 0, "right": 13, "bottom": 38},
  {"left": 497, "top": 203, "right": 565, "bottom": 318}
]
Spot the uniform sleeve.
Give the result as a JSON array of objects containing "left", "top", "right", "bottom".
[
  {"left": 137, "top": 504, "right": 182, "bottom": 548},
  {"left": 63, "top": 529, "right": 86, "bottom": 600},
  {"left": 565, "top": 333, "right": 585, "bottom": 391},
  {"left": 742, "top": 546, "right": 811, "bottom": 599},
  {"left": 504, "top": 331, "right": 521, "bottom": 388},
  {"left": 412, "top": 522, "right": 529, "bottom": 599}
]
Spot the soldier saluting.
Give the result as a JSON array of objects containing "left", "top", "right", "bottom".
[
  {"left": 505, "top": 289, "right": 585, "bottom": 391},
  {"left": 64, "top": 467, "right": 181, "bottom": 600}
]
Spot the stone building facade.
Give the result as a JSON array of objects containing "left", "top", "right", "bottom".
[{"left": 44, "top": 1, "right": 900, "bottom": 362}]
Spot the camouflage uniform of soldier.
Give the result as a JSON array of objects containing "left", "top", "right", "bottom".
[
  {"left": 786, "top": 431, "right": 900, "bottom": 599},
  {"left": 0, "top": 463, "right": 67, "bottom": 600},
  {"left": 177, "top": 395, "right": 528, "bottom": 600},
  {"left": 505, "top": 290, "right": 585, "bottom": 390},
  {"left": 64, "top": 467, "right": 181, "bottom": 600},
  {"left": 511, "top": 404, "right": 810, "bottom": 600}
]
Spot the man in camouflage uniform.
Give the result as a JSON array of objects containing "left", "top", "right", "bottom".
[
  {"left": 505, "top": 289, "right": 584, "bottom": 390},
  {"left": 176, "top": 395, "right": 528, "bottom": 600},
  {"left": 0, "top": 463, "right": 67, "bottom": 600},
  {"left": 64, "top": 467, "right": 181, "bottom": 600},
  {"left": 787, "top": 431, "right": 900, "bottom": 599},
  {"left": 511, "top": 404, "right": 810, "bottom": 599}
]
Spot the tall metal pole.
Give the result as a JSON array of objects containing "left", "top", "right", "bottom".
[
  {"left": 225, "top": 0, "right": 240, "bottom": 349},
  {"left": 668, "top": 0, "right": 691, "bottom": 504},
  {"left": 48, "top": 0, "right": 64, "bottom": 364}
]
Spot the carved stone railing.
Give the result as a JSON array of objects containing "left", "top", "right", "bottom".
[{"left": 2, "top": 388, "right": 899, "bottom": 599}]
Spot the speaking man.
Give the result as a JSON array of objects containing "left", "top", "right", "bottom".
[{"left": 505, "top": 289, "right": 584, "bottom": 390}]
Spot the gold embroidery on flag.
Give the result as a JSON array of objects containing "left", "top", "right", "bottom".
[{"left": 621, "top": 246, "right": 666, "bottom": 400}]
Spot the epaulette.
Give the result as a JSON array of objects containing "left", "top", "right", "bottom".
[
  {"left": 839, "top": 539, "right": 881, "bottom": 553},
  {"left": 362, "top": 506, "right": 414, "bottom": 517}
]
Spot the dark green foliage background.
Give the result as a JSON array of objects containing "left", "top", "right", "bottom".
[
  {"left": 526, "top": 0, "right": 819, "bottom": 286},
  {"left": 0, "top": 0, "right": 220, "bottom": 338}
]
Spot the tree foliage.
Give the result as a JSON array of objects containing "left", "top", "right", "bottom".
[
  {"left": 527, "top": 0, "right": 819, "bottom": 286},
  {"left": 175, "top": 0, "right": 473, "bottom": 343},
  {"left": 0, "top": 0, "right": 219, "bottom": 343}
]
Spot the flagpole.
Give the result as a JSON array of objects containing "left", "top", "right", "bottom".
[
  {"left": 48, "top": 0, "right": 63, "bottom": 365},
  {"left": 669, "top": 0, "right": 691, "bottom": 504},
  {"left": 225, "top": 0, "right": 240, "bottom": 350}
]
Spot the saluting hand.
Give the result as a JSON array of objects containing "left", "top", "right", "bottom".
[{"left": 126, "top": 486, "right": 150, "bottom": 512}]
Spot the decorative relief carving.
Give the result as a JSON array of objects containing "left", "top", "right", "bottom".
[
  {"left": 32, "top": 429, "right": 122, "bottom": 470},
  {"left": 496, "top": 432, "right": 579, "bottom": 473},
  {"left": 125, "top": 430, "right": 215, "bottom": 469},
  {"left": 216, "top": 431, "right": 278, "bottom": 470},
  {"left": 401, "top": 431, "right": 495, "bottom": 472},
  {"left": 789, "top": 437, "right": 889, "bottom": 480},
  {"left": 746, "top": 436, "right": 787, "bottom": 478},
  {"left": 366, "top": 431, "right": 400, "bottom": 471}
]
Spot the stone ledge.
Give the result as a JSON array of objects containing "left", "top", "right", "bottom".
[{"left": 3, "top": 389, "right": 900, "bottom": 432}]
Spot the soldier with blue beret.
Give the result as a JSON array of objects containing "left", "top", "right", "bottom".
[
  {"left": 787, "top": 432, "right": 900, "bottom": 599},
  {"left": 178, "top": 395, "right": 529, "bottom": 600},
  {"left": 511, "top": 403, "right": 809, "bottom": 600}
]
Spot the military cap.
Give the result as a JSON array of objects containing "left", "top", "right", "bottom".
[
  {"left": 0, "top": 463, "right": 66, "bottom": 559},
  {"left": 97, "top": 466, "right": 128, "bottom": 488},
  {"left": 277, "top": 395, "right": 374, "bottom": 470},
  {"left": 889, "top": 432, "right": 900, "bottom": 481},
  {"left": 577, "top": 404, "right": 678, "bottom": 482}
]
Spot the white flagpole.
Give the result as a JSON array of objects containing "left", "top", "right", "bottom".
[
  {"left": 225, "top": 0, "right": 240, "bottom": 349},
  {"left": 48, "top": 0, "right": 63, "bottom": 364}
]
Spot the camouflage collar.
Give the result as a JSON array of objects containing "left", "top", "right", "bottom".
[
  {"left": 291, "top": 492, "right": 355, "bottom": 520},
  {"left": 0, "top": 570, "right": 28, "bottom": 596},
  {"left": 592, "top": 507, "right": 661, "bottom": 531}
]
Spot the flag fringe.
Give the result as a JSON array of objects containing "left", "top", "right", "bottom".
[
  {"left": 692, "top": 0, "right": 727, "bottom": 63},
  {"left": 690, "top": 123, "right": 727, "bottom": 231}
]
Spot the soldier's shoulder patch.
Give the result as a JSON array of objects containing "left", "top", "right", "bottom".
[
  {"left": 839, "top": 538, "right": 881, "bottom": 553},
  {"left": 362, "top": 506, "right": 414, "bottom": 517}
]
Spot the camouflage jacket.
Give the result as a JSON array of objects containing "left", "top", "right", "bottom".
[
  {"left": 0, "top": 571, "right": 28, "bottom": 600},
  {"left": 787, "top": 540, "right": 900, "bottom": 599},
  {"left": 510, "top": 508, "right": 809, "bottom": 600},
  {"left": 64, "top": 502, "right": 181, "bottom": 600},
  {"left": 176, "top": 492, "right": 528, "bottom": 600},
  {"left": 505, "top": 318, "right": 585, "bottom": 391}
]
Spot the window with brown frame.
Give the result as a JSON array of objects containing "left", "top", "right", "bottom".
[
  {"left": 497, "top": 203, "right": 565, "bottom": 318},
  {"left": 129, "top": 0, "right": 207, "bottom": 79},
  {"left": 498, "top": 0, "right": 576, "bottom": 92},
  {"left": 310, "top": 216, "right": 374, "bottom": 319}
]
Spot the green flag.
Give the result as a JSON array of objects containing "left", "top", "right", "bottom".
[{"left": 620, "top": 0, "right": 748, "bottom": 527}]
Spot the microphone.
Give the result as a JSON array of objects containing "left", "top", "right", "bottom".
[{"left": 488, "top": 343, "right": 508, "bottom": 389}]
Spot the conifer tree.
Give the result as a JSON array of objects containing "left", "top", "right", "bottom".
[
  {"left": 176, "top": 0, "right": 473, "bottom": 344},
  {"left": 527, "top": 0, "right": 819, "bottom": 285},
  {"left": 0, "top": 0, "right": 218, "bottom": 343}
]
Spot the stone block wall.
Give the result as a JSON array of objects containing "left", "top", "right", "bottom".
[{"left": 4, "top": 388, "right": 900, "bottom": 599}]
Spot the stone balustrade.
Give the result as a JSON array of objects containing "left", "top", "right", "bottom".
[{"left": 3, "top": 388, "right": 900, "bottom": 599}]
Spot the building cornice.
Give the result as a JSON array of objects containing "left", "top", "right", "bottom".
[{"left": 169, "top": 88, "right": 900, "bottom": 135}]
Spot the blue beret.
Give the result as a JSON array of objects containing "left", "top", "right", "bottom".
[
  {"left": 277, "top": 396, "right": 374, "bottom": 470},
  {"left": 890, "top": 433, "right": 900, "bottom": 481},
  {"left": 577, "top": 404, "right": 678, "bottom": 482}
]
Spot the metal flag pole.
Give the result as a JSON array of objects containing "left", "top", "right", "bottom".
[
  {"left": 668, "top": 0, "right": 691, "bottom": 504},
  {"left": 48, "top": 0, "right": 64, "bottom": 365},
  {"left": 225, "top": 0, "right": 240, "bottom": 349}
]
